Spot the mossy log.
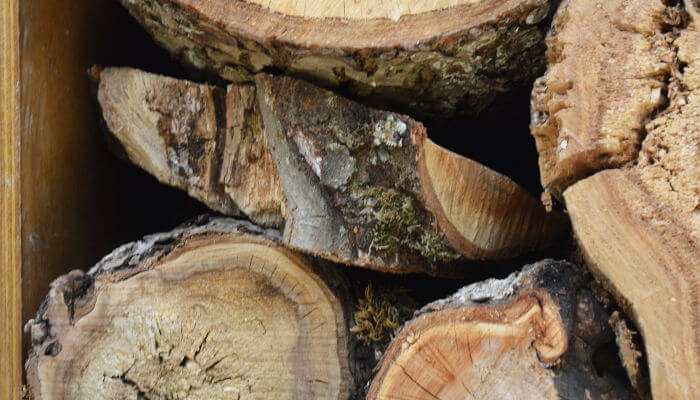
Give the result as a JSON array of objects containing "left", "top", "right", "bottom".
[
  {"left": 24, "top": 217, "right": 374, "bottom": 400},
  {"left": 118, "top": 0, "right": 555, "bottom": 117},
  {"left": 532, "top": 0, "right": 699, "bottom": 397},
  {"left": 96, "top": 67, "right": 567, "bottom": 276},
  {"left": 368, "top": 260, "right": 637, "bottom": 400}
]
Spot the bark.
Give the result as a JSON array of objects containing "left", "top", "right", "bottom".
[
  {"left": 117, "top": 0, "right": 555, "bottom": 118},
  {"left": 24, "top": 217, "right": 373, "bottom": 400},
  {"left": 368, "top": 260, "right": 637, "bottom": 400},
  {"left": 530, "top": 0, "right": 686, "bottom": 205},
  {"left": 537, "top": 0, "right": 700, "bottom": 398},
  {"left": 96, "top": 67, "right": 568, "bottom": 276}
]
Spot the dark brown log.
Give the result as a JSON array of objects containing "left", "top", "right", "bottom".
[
  {"left": 96, "top": 67, "right": 568, "bottom": 276},
  {"left": 532, "top": 0, "right": 699, "bottom": 397},
  {"left": 117, "top": 0, "right": 555, "bottom": 117},
  {"left": 368, "top": 260, "right": 637, "bottom": 400},
  {"left": 24, "top": 217, "right": 372, "bottom": 400}
]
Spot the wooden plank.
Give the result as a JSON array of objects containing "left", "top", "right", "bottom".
[
  {"left": 18, "top": 0, "right": 123, "bottom": 357},
  {"left": 0, "top": 0, "right": 22, "bottom": 397}
]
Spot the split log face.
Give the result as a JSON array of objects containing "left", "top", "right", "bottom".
[
  {"left": 539, "top": 0, "right": 699, "bottom": 397},
  {"left": 97, "top": 67, "right": 567, "bottom": 275},
  {"left": 118, "top": 0, "right": 554, "bottom": 117},
  {"left": 97, "top": 68, "right": 287, "bottom": 227},
  {"left": 24, "top": 219, "right": 357, "bottom": 400},
  {"left": 530, "top": 0, "right": 684, "bottom": 203},
  {"left": 368, "top": 260, "right": 637, "bottom": 400}
]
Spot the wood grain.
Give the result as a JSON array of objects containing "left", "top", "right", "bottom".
[
  {"left": 530, "top": 0, "right": 680, "bottom": 203},
  {"left": 566, "top": 171, "right": 699, "bottom": 399},
  {"left": 562, "top": 3, "right": 699, "bottom": 396},
  {"left": 119, "top": 0, "right": 553, "bottom": 117},
  {"left": 368, "top": 260, "right": 635, "bottom": 399},
  {"left": 97, "top": 68, "right": 567, "bottom": 275},
  {"left": 25, "top": 218, "right": 364, "bottom": 400},
  {"left": 0, "top": 0, "right": 22, "bottom": 397}
]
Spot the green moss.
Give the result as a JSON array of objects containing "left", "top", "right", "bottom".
[
  {"left": 368, "top": 189, "right": 460, "bottom": 264},
  {"left": 350, "top": 284, "right": 417, "bottom": 345}
]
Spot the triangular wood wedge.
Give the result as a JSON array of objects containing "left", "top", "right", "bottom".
[
  {"left": 96, "top": 67, "right": 567, "bottom": 275},
  {"left": 368, "top": 260, "right": 637, "bottom": 399},
  {"left": 117, "top": 0, "right": 555, "bottom": 116},
  {"left": 24, "top": 218, "right": 372, "bottom": 400}
]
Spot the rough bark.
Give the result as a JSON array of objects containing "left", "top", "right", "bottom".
[
  {"left": 118, "top": 0, "right": 555, "bottom": 118},
  {"left": 556, "top": 1, "right": 699, "bottom": 397},
  {"left": 97, "top": 67, "right": 568, "bottom": 276},
  {"left": 368, "top": 260, "right": 637, "bottom": 400},
  {"left": 530, "top": 0, "right": 686, "bottom": 205},
  {"left": 24, "top": 217, "right": 373, "bottom": 400}
]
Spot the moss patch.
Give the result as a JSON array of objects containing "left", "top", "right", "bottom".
[
  {"left": 368, "top": 189, "right": 460, "bottom": 265},
  {"left": 350, "top": 284, "right": 417, "bottom": 345}
]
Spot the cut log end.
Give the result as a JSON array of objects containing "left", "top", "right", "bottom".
[
  {"left": 368, "top": 260, "right": 637, "bottom": 400},
  {"left": 25, "top": 220, "right": 353, "bottom": 400},
  {"left": 245, "top": 0, "right": 485, "bottom": 20},
  {"left": 419, "top": 139, "right": 568, "bottom": 259},
  {"left": 118, "top": 0, "right": 553, "bottom": 117},
  {"left": 530, "top": 0, "right": 684, "bottom": 200},
  {"left": 554, "top": 1, "right": 699, "bottom": 397}
]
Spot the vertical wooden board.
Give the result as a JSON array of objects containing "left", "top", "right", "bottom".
[
  {"left": 18, "top": 0, "right": 127, "bottom": 359},
  {"left": 1, "top": 0, "right": 22, "bottom": 397}
]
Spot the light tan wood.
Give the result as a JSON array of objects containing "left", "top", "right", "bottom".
[
  {"left": 562, "top": 2, "right": 699, "bottom": 397},
  {"left": 565, "top": 171, "right": 699, "bottom": 399},
  {"left": 97, "top": 68, "right": 567, "bottom": 275},
  {"left": 368, "top": 260, "right": 635, "bottom": 399},
  {"left": 1, "top": 0, "right": 22, "bottom": 397},
  {"left": 530, "top": 0, "right": 681, "bottom": 203},
  {"left": 19, "top": 0, "right": 140, "bottom": 365},
  {"left": 419, "top": 139, "right": 564, "bottom": 259},
  {"left": 25, "top": 219, "right": 355, "bottom": 400},
  {"left": 246, "top": 0, "right": 482, "bottom": 20},
  {"left": 96, "top": 67, "right": 287, "bottom": 227},
  {"left": 119, "top": 0, "right": 554, "bottom": 116}
]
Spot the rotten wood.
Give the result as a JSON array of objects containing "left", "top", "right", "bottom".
[
  {"left": 368, "top": 260, "right": 637, "bottom": 399},
  {"left": 24, "top": 217, "right": 373, "bottom": 400},
  {"left": 530, "top": 0, "right": 685, "bottom": 205},
  {"left": 96, "top": 67, "right": 568, "bottom": 276},
  {"left": 118, "top": 0, "right": 556, "bottom": 117}
]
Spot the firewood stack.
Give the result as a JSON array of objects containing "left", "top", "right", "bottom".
[{"left": 24, "top": 0, "right": 698, "bottom": 399}]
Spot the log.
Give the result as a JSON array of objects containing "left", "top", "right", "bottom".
[
  {"left": 530, "top": 0, "right": 684, "bottom": 205},
  {"left": 368, "top": 260, "right": 637, "bottom": 400},
  {"left": 117, "top": 0, "right": 556, "bottom": 117},
  {"left": 24, "top": 217, "right": 372, "bottom": 400},
  {"left": 533, "top": 0, "right": 699, "bottom": 397},
  {"left": 96, "top": 67, "right": 568, "bottom": 276}
]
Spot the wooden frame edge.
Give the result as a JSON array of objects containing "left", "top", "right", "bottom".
[{"left": 1, "top": 0, "right": 22, "bottom": 397}]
